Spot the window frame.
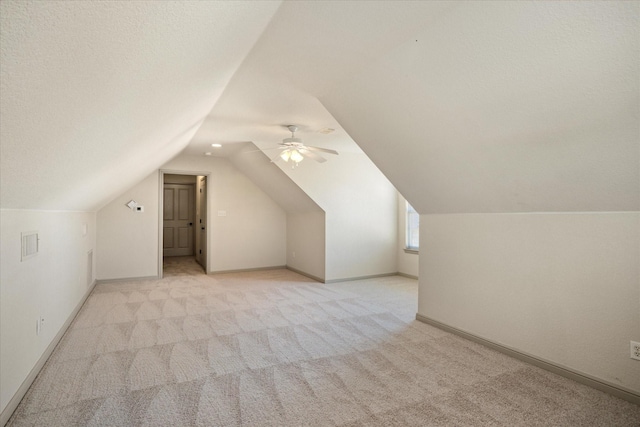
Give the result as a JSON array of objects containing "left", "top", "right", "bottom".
[{"left": 405, "top": 201, "right": 419, "bottom": 253}]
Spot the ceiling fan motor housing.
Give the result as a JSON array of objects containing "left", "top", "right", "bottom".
[{"left": 282, "top": 137, "right": 303, "bottom": 144}]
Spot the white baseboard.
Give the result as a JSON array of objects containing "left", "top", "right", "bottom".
[
  {"left": 285, "top": 267, "right": 417, "bottom": 284},
  {"left": 324, "top": 272, "right": 398, "bottom": 284},
  {"left": 95, "top": 275, "right": 160, "bottom": 284},
  {"left": 1, "top": 280, "right": 97, "bottom": 427},
  {"left": 285, "top": 266, "right": 324, "bottom": 283},
  {"left": 208, "top": 265, "right": 287, "bottom": 275},
  {"left": 416, "top": 314, "right": 640, "bottom": 406}
]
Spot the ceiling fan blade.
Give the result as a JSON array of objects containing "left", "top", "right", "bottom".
[
  {"left": 305, "top": 146, "right": 338, "bottom": 155},
  {"left": 244, "top": 146, "right": 282, "bottom": 153},
  {"left": 299, "top": 148, "right": 327, "bottom": 163},
  {"left": 270, "top": 151, "right": 285, "bottom": 163}
]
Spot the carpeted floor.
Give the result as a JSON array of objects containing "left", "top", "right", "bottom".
[{"left": 7, "top": 257, "right": 640, "bottom": 426}]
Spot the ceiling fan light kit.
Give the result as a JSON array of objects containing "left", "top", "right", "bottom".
[
  {"left": 276, "top": 125, "right": 338, "bottom": 167},
  {"left": 282, "top": 149, "right": 304, "bottom": 163}
]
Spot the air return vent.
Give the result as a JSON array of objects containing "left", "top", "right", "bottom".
[{"left": 21, "top": 231, "right": 39, "bottom": 261}]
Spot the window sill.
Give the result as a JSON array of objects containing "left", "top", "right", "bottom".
[{"left": 404, "top": 248, "right": 419, "bottom": 255}]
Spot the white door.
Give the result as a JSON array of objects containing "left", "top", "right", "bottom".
[
  {"left": 196, "top": 177, "right": 207, "bottom": 269},
  {"left": 163, "top": 184, "right": 194, "bottom": 257}
]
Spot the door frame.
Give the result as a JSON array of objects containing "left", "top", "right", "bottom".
[{"left": 158, "top": 169, "right": 211, "bottom": 278}]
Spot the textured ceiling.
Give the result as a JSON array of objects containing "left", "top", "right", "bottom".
[
  {"left": 1, "top": 1, "right": 637, "bottom": 213},
  {"left": 0, "top": 0, "right": 280, "bottom": 210},
  {"left": 183, "top": 1, "right": 455, "bottom": 157},
  {"left": 321, "top": 1, "right": 639, "bottom": 213}
]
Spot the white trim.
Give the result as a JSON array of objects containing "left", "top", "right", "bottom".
[
  {"left": 286, "top": 266, "right": 324, "bottom": 283},
  {"left": 324, "top": 272, "right": 398, "bottom": 284},
  {"left": 420, "top": 211, "right": 640, "bottom": 216},
  {"left": 209, "top": 265, "right": 287, "bottom": 275},
  {"left": 0, "top": 280, "right": 97, "bottom": 426},
  {"left": 95, "top": 275, "right": 160, "bottom": 284},
  {"left": 416, "top": 314, "right": 640, "bottom": 406},
  {"left": 158, "top": 171, "right": 163, "bottom": 278},
  {"left": 406, "top": 201, "right": 419, "bottom": 250}
]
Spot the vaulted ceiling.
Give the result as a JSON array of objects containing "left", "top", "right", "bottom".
[
  {"left": 1, "top": 1, "right": 637, "bottom": 213},
  {"left": 1, "top": 1, "right": 281, "bottom": 210}
]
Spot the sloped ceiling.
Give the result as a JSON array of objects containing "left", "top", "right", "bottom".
[
  {"left": 184, "top": 1, "right": 455, "bottom": 157},
  {"left": 321, "top": 2, "right": 639, "bottom": 213},
  {"left": 0, "top": 0, "right": 281, "bottom": 210},
  {"left": 229, "top": 143, "right": 322, "bottom": 214},
  {"left": 2, "top": 1, "right": 637, "bottom": 214}
]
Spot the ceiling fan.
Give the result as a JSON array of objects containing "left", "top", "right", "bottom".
[{"left": 273, "top": 125, "right": 338, "bottom": 166}]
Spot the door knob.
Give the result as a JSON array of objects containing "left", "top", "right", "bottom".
[{"left": 189, "top": 222, "right": 193, "bottom": 226}]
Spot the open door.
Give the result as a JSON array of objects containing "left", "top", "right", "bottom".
[{"left": 195, "top": 176, "right": 207, "bottom": 271}]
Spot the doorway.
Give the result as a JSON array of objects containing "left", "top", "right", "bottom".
[
  {"left": 163, "top": 182, "right": 195, "bottom": 257},
  {"left": 161, "top": 173, "right": 208, "bottom": 274}
]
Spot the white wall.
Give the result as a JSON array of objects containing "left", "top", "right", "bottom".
[
  {"left": 162, "top": 154, "right": 287, "bottom": 273},
  {"left": 397, "top": 193, "right": 418, "bottom": 278},
  {"left": 96, "top": 154, "right": 287, "bottom": 279},
  {"left": 229, "top": 141, "right": 398, "bottom": 282},
  {"left": 0, "top": 209, "right": 96, "bottom": 417},
  {"left": 230, "top": 143, "right": 399, "bottom": 282},
  {"left": 287, "top": 211, "right": 325, "bottom": 280},
  {"left": 324, "top": 153, "right": 397, "bottom": 281},
  {"left": 419, "top": 212, "right": 640, "bottom": 394},
  {"left": 228, "top": 144, "right": 325, "bottom": 280},
  {"left": 275, "top": 151, "right": 398, "bottom": 282},
  {"left": 317, "top": 1, "right": 638, "bottom": 398},
  {"left": 97, "top": 172, "right": 160, "bottom": 280}
]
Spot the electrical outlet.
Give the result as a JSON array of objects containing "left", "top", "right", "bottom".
[{"left": 631, "top": 341, "right": 640, "bottom": 361}]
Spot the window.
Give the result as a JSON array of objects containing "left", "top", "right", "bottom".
[{"left": 406, "top": 202, "right": 419, "bottom": 251}]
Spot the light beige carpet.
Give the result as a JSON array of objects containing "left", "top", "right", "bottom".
[{"left": 7, "top": 257, "right": 640, "bottom": 426}]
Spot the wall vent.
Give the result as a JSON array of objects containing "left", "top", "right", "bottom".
[{"left": 21, "top": 231, "right": 39, "bottom": 261}]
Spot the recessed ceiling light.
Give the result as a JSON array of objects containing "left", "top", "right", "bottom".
[
  {"left": 211, "top": 143, "right": 222, "bottom": 148},
  {"left": 204, "top": 152, "right": 212, "bottom": 156}
]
